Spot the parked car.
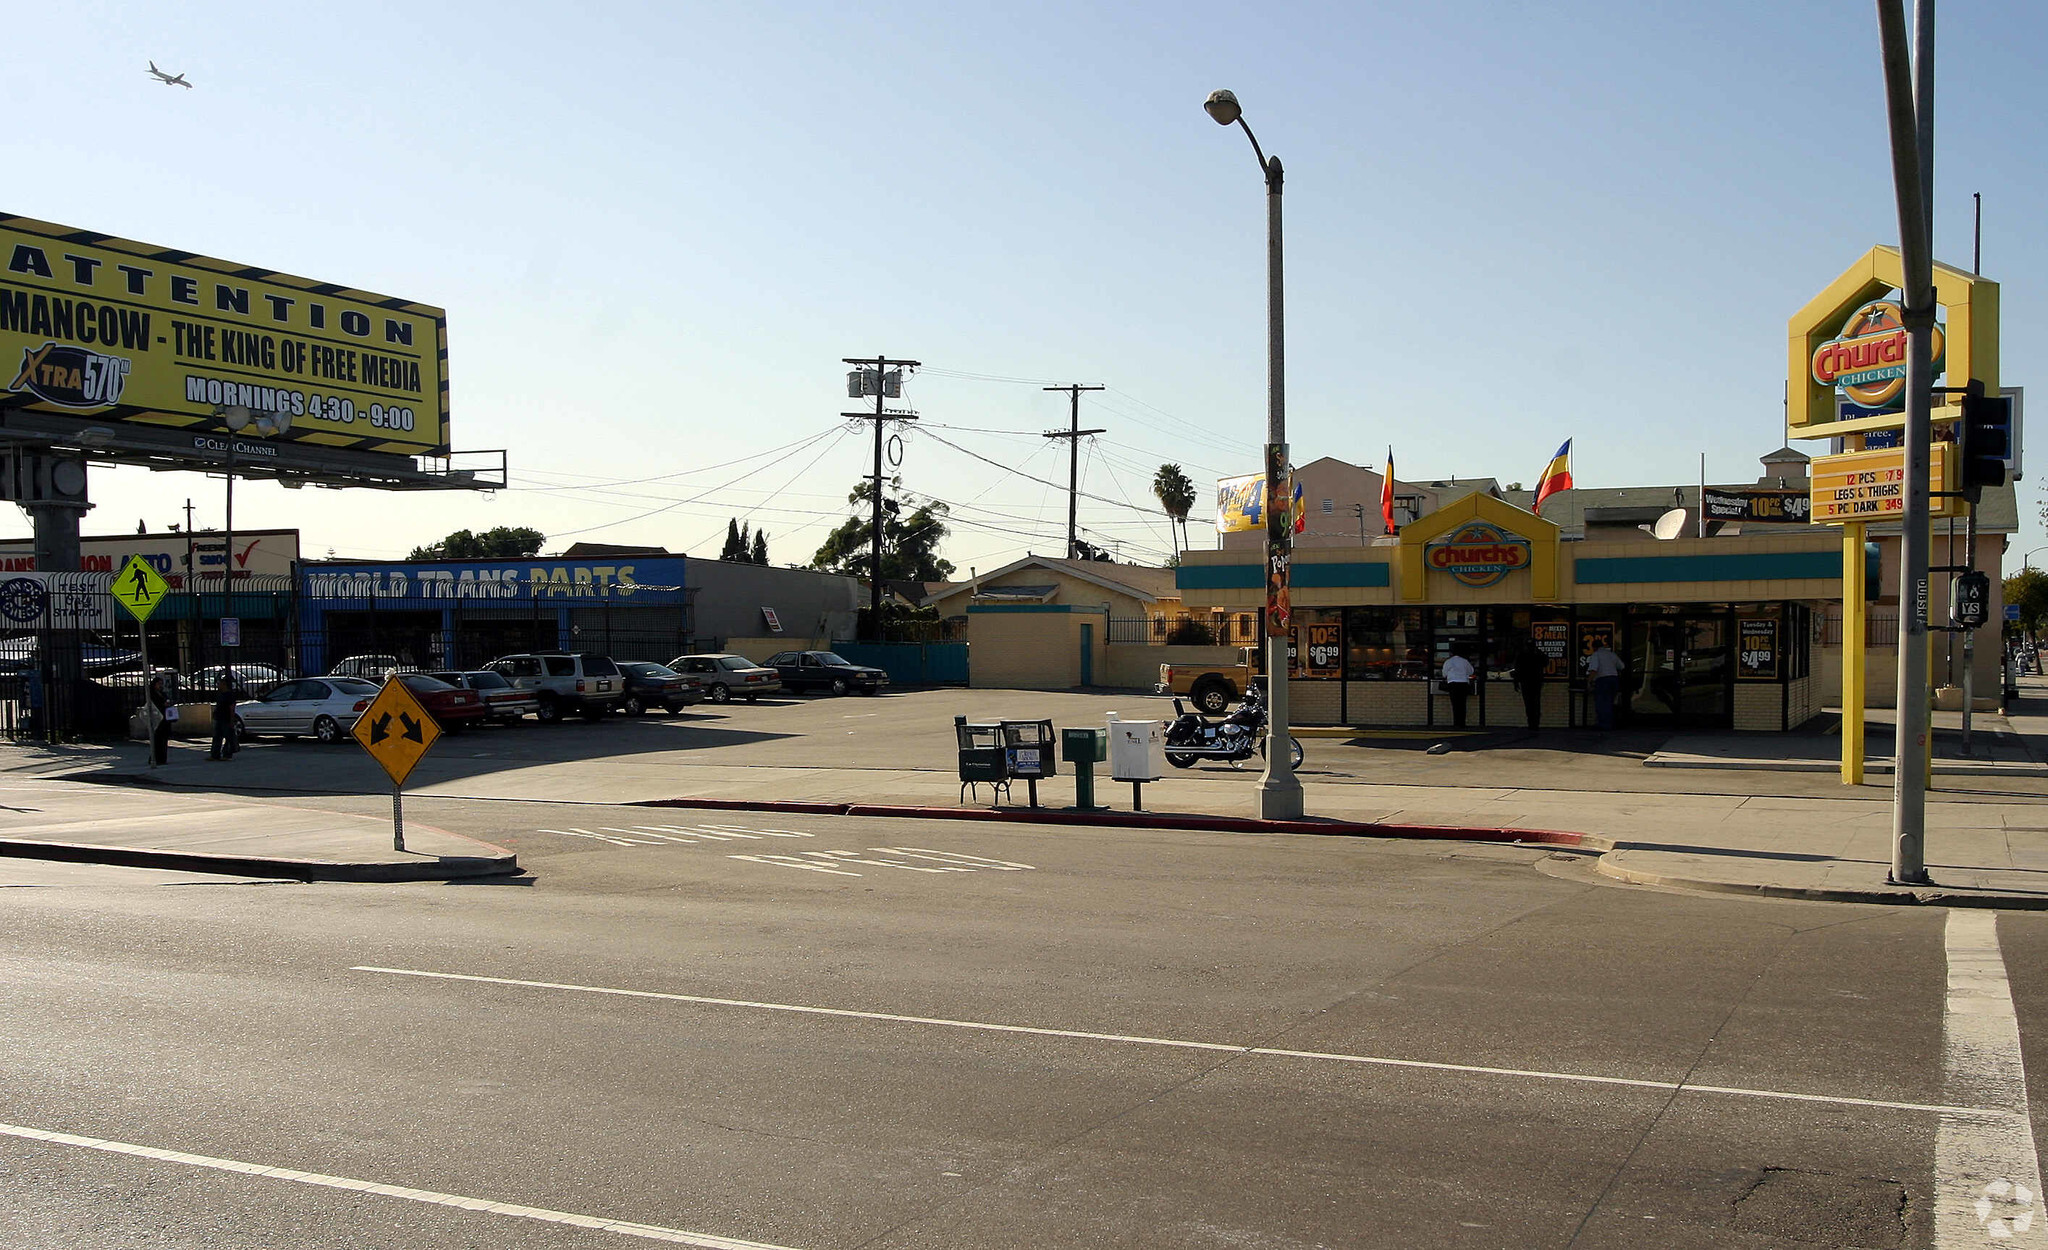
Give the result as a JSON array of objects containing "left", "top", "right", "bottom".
[
  {"left": 393, "top": 672, "right": 488, "bottom": 732},
  {"left": 327, "top": 654, "right": 417, "bottom": 679},
  {"left": 429, "top": 670, "right": 538, "bottom": 724},
  {"left": 191, "top": 663, "right": 290, "bottom": 698},
  {"left": 615, "top": 661, "right": 703, "bottom": 715},
  {"left": 669, "top": 653, "right": 782, "bottom": 703},
  {"left": 764, "top": 650, "right": 889, "bottom": 696},
  {"left": 234, "top": 677, "right": 383, "bottom": 743},
  {"left": 485, "top": 652, "right": 624, "bottom": 723}
]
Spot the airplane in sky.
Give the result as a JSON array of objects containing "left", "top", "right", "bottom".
[{"left": 147, "top": 61, "right": 192, "bottom": 89}]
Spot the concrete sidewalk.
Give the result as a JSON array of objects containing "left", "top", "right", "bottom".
[
  {"left": 0, "top": 769, "right": 518, "bottom": 881},
  {"left": 15, "top": 679, "right": 2048, "bottom": 903}
]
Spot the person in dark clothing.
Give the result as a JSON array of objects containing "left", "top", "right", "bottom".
[
  {"left": 209, "top": 672, "right": 243, "bottom": 761},
  {"left": 147, "top": 676, "right": 174, "bottom": 766},
  {"left": 1512, "top": 636, "right": 1547, "bottom": 734}
]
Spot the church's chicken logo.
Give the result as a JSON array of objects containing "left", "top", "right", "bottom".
[{"left": 1809, "top": 299, "right": 1945, "bottom": 411}]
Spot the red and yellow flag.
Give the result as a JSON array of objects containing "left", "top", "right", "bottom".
[{"left": 1534, "top": 439, "right": 1572, "bottom": 514}]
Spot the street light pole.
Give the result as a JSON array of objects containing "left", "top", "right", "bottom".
[{"left": 1206, "top": 88, "right": 1303, "bottom": 821}]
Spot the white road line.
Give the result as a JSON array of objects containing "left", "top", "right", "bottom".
[
  {"left": 0, "top": 1120, "right": 805, "bottom": 1249},
  {"left": 1934, "top": 910, "right": 2045, "bottom": 1245},
  {"left": 537, "top": 828, "right": 647, "bottom": 846},
  {"left": 600, "top": 828, "right": 701, "bottom": 844},
  {"left": 349, "top": 966, "right": 2008, "bottom": 1119},
  {"left": 725, "top": 854, "right": 863, "bottom": 877},
  {"left": 699, "top": 824, "right": 814, "bottom": 838}
]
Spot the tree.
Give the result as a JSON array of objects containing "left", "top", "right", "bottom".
[
  {"left": 720, "top": 518, "right": 748, "bottom": 562},
  {"left": 750, "top": 528, "right": 768, "bottom": 566},
  {"left": 407, "top": 526, "right": 545, "bottom": 561},
  {"left": 2005, "top": 568, "right": 2048, "bottom": 632},
  {"left": 1153, "top": 463, "right": 1198, "bottom": 559},
  {"left": 810, "top": 479, "right": 955, "bottom": 582}
]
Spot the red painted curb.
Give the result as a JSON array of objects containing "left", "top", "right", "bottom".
[{"left": 635, "top": 795, "right": 1596, "bottom": 849}]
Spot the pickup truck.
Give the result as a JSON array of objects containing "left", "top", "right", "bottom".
[{"left": 1154, "top": 647, "right": 1259, "bottom": 713}]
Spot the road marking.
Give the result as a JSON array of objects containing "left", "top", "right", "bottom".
[
  {"left": 1934, "top": 910, "right": 2045, "bottom": 1245},
  {"left": 0, "top": 1119, "right": 805, "bottom": 1249},
  {"left": 350, "top": 965, "right": 2008, "bottom": 1120},
  {"left": 537, "top": 828, "right": 652, "bottom": 846},
  {"left": 534, "top": 824, "right": 816, "bottom": 848}
]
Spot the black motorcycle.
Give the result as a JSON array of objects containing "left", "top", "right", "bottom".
[{"left": 1164, "top": 683, "right": 1306, "bottom": 770}]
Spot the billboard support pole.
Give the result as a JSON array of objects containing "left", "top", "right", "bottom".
[{"left": 1877, "top": 0, "right": 1934, "bottom": 884}]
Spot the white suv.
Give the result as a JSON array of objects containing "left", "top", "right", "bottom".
[{"left": 486, "top": 652, "right": 624, "bottom": 723}]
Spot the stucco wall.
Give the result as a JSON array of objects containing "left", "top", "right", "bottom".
[
  {"left": 967, "top": 610, "right": 1107, "bottom": 689},
  {"left": 1104, "top": 643, "right": 1240, "bottom": 690}
]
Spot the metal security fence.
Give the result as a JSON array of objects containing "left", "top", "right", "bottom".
[{"left": 1108, "top": 613, "right": 1262, "bottom": 646}]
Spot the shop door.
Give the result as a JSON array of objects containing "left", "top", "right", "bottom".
[
  {"left": 1623, "top": 615, "right": 1729, "bottom": 726},
  {"left": 1678, "top": 617, "right": 1730, "bottom": 723}
]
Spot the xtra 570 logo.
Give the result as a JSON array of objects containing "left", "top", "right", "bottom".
[{"left": 8, "top": 340, "right": 131, "bottom": 409}]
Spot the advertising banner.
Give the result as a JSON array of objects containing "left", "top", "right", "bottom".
[
  {"left": 1737, "top": 618, "right": 1780, "bottom": 680},
  {"left": 0, "top": 530, "right": 300, "bottom": 589},
  {"left": 1264, "top": 444, "right": 1290, "bottom": 639},
  {"left": 1702, "top": 489, "right": 1812, "bottom": 524},
  {"left": 1532, "top": 620, "right": 1571, "bottom": 679},
  {"left": 1810, "top": 444, "right": 1957, "bottom": 522},
  {"left": 1, "top": 215, "right": 448, "bottom": 457}
]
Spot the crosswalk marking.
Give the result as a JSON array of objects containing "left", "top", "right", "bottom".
[
  {"left": 526, "top": 824, "right": 1033, "bottom": 883},
  {"left": 534, "top": 823, "right": 818, "bottom": 847}
]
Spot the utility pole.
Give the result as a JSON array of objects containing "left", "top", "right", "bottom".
[
  {"left": 1042, "top": 384, "right": 1105, "bottom": 558},
  {"left": 1350, "top": 502, "right": 1367, "bottom": 545},
  {"left": 842, "top": 355, "right": 920, "bottom": 641},
  {"left": 1877, "top": 0, "right": 1935, "bottom": 884}
]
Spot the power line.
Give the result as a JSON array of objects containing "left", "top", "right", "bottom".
[{"left": 545, "top": 427, "right": 842, "bottom": 539}]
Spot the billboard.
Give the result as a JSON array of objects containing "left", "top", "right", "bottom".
[{"left": 0, "top": 214, "right": 448, "bottom": 457}]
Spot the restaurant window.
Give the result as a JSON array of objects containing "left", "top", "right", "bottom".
[
  {"left": 1483, "top": 608, "right": 1532, "bottom": 681},
  {"left": 1432, "top": 607, "right": 1483, "bottom": 676},
  {"left": 1344, "top": 606, "right": 1428, "bottom": 681}
]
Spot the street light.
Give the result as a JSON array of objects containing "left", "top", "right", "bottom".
[
  {"left": 1205, "top": 88, "right": 1303, "bottom": 821},
  {"left": 2025, "top": 546, "right": 2048, "bottom": 570},
  {"left": 212, "top": 404, "right": 291, "bottom": 600}
]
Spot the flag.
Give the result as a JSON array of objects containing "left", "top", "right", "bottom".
[
  {"left": 1292, "top": 480, "right": 1305, "bottom": 534},
  {"left": 1380, "top": 448, "right": 1397, "bottom": 536},
  {"left": 1534, "top": 439, "right": 1573, "bottom": 514}
]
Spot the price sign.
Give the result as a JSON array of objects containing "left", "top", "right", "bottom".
[
  {"left": 1737, "top": 618, "right": 1779, "bottom": 680},
  {"left": 1532, "top": 621, "right": 1570, "bottom": 679},
  {"left": 1301, "top": 622, "right": 1341, "bottom": 676}
]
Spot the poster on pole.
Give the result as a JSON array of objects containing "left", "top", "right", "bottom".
[{"left": 1264, "top": 443, "right": 1290, "bottom": 639}]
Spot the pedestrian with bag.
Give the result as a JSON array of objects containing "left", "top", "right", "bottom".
[
  {"left": 147, "top": 675, "right": 176, "bottom": 766},
  {"left": 209, "top": 671, "right": 243, "bottom": 761},
  {"left": 1440, "top": 644, "right": 1475, "bottom": 729},
  {"left": 1512, "top": 635, "right": 1547, "bottom": 735}
]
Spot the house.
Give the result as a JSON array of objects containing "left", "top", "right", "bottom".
[{"left": 924, "top": 556, "right": 1182, "bottom": 689}]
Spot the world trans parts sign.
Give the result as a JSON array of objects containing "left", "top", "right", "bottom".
[
  {"left": 0, "top": 215, "right": 448, "bottom": 457},
  {"left": 303, "top": 557, "right": 689, "bottom": 602}
]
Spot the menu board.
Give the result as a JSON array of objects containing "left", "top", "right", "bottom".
[
  {"left": 1737, "top": 618, "right": 1779, "bottom": 680},
  {"left": 1532, "top": 621, "right": 1570, "bottom": 679}
]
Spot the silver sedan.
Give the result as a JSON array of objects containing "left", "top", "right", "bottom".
[{"left": 234, "top": 677, "right": 383, "bottom": 744}]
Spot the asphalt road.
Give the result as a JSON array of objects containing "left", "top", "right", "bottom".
[{"left": 4, "top": 786, "right": 2045, "bottom": 1248}]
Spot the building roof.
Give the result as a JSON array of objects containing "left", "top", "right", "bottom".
[
  {"left": 560, "top": 541, "right": 672, "bottom": 557},
  {"left": 925, "top": 555, "right": 1181, "bottom": 608}
]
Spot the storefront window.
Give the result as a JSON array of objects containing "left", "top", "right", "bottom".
[
  {"left": 1432, "top": 607, "right": 1483, "bottom": 677},
  {"left": 1345, "top": 607, "right": 1428, "bottom": 680}
]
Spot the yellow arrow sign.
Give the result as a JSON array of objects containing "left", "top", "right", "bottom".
[
  {"left": 350, "top": 676, "right": 442, "bottom": 787},
  {"left": 112, "top": 555, "right": 170, "bottom": 622}
]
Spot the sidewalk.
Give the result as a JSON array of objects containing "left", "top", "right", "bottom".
[
  {"left": 0, "top": 754, "right": 518, "bottom": 882},
  {"left": 12, "top": 680, "right": 2048, "bottom": 903}
]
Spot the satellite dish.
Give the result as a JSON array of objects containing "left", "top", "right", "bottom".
[{"left": 1651, "top": 509, "right": 1690, "bottom": 540}]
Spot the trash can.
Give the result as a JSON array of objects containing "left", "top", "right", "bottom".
[{"left": 954, "top": 716, "right": 1009, "bottom": 804}]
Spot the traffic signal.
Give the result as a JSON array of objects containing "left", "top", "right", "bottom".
[
  {"left": 1957, "top": 390, "right": 2014, "bottom": 496},
  {"left": 1952, "top": 570, "right": 1991, "bottom": 629}
]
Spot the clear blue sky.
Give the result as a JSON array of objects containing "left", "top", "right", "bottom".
[{"left": 6, "top": 0, "right": 2045, "bottom": 572}]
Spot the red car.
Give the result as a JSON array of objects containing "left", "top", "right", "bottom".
[{"left": 398, "top": 673, "right": 489, "bottom": 731}]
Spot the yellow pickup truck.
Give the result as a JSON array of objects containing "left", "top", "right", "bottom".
[{"left": 1154, "top": 647, "right": 1259, "bottom": 713}]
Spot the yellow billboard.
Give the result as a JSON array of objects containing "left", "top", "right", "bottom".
[
  {"left": 1, "top": 214, "right": 448, "bottom": 456},
  {"left": 1215, "top": 473, "right": 1302, "bottom": 534}
]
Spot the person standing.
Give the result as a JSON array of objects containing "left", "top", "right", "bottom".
[
  {"left": 209, "top": 671, "right": 243, "bottom": 761},
  {"left": 1441, "top": 645, "right": 1475, "bottom": 729},
  {"left": 147, "top": 675, "right": 174, "bottom": 766},
  {"left": 1585, "top": 638, "right": 1625, "bottom": 731},
  {"left": 1513, "top": 635, "right": 1547, "bottom": 734}
]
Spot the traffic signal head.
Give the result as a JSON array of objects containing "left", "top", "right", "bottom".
[{"left": 1958, "top": 391, "right": 2014, "bottom": 495}]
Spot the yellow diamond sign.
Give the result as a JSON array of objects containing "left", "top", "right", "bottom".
[
  {"left": 351, "top": 676, "right": 442, "bottom": 787},
  {"left": 112, "top": 555, "right": 170, "bottom": 622}
]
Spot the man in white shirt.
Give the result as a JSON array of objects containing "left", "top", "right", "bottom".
[
  {"left": 1584, "top": 640, "right": 1625, "bottom": 730},
  {"left": 1440, "top": 646, "right": 1475, "bottom": 728}
]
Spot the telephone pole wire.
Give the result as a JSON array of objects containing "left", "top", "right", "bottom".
[
  {"left": 1042, "top": 384, "right": 1105, "bottom": 558},
  {"left": 843, "top": 355, "right": 920, "bottom": 640}
]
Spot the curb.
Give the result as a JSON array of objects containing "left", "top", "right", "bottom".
[
  {"left": 1594, "top": 856, "right": 2048, "bottom": 910},
  {"left": 0, "top": 835, "right": 520, "bottom": 883},
  {"left": 633, "top": 795, "right": 1602, "bottom": 849}
]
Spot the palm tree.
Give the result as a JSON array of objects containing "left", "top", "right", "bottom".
[{"left": 1153, "top": 463, "right": 1198, "bottom": 559}]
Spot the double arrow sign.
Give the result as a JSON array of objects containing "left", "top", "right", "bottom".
[{"left": 351, "top": 677, "right": 441, "bottom": 787}]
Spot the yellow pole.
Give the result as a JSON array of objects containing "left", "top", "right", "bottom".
[{"left": 1842, "top": 521, "right": 1866, "bottom": 785}]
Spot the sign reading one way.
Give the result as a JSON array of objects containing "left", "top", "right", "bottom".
[
  {"left": 112, "top": 555, "right": 169, "bottom": 622},
  {"left": 351, "top": 676, "right": 441, "bottom": 787}
]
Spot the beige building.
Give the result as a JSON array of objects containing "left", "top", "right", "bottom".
[
  {"left": 1218, "top": 457, "right": 1502, "bottom": 551},
  {"left": 926, "top": 556, "right": 1183, "bottom": 690}
]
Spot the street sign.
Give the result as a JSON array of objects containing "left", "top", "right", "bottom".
[
  {"left": 1809, "top": 443, "right": 1957, "bottom": 523},
  {"left": 2007, "top": 604, "right": 2023, "bottom": 622},
  {"left": 112, "top": 555, "right": 169, "bottom": 622},
  {"left": 351, "top": 676, "right": 441, "bottom": 788},
  {"left": 219, "top": 617, "right": 241, "bottom": 648}
]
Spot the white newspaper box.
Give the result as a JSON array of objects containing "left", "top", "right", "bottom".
[{"left": 1107, "top": 717, "right": 1164, "bottom": 782}]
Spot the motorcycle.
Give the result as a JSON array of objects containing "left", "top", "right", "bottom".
[{"left": 1164, "top": 682, "right": 1305, "bottom": 770}]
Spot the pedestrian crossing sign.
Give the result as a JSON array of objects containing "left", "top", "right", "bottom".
[{"left": 113, "top": 556, "right": 169, "bottom": 622}]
